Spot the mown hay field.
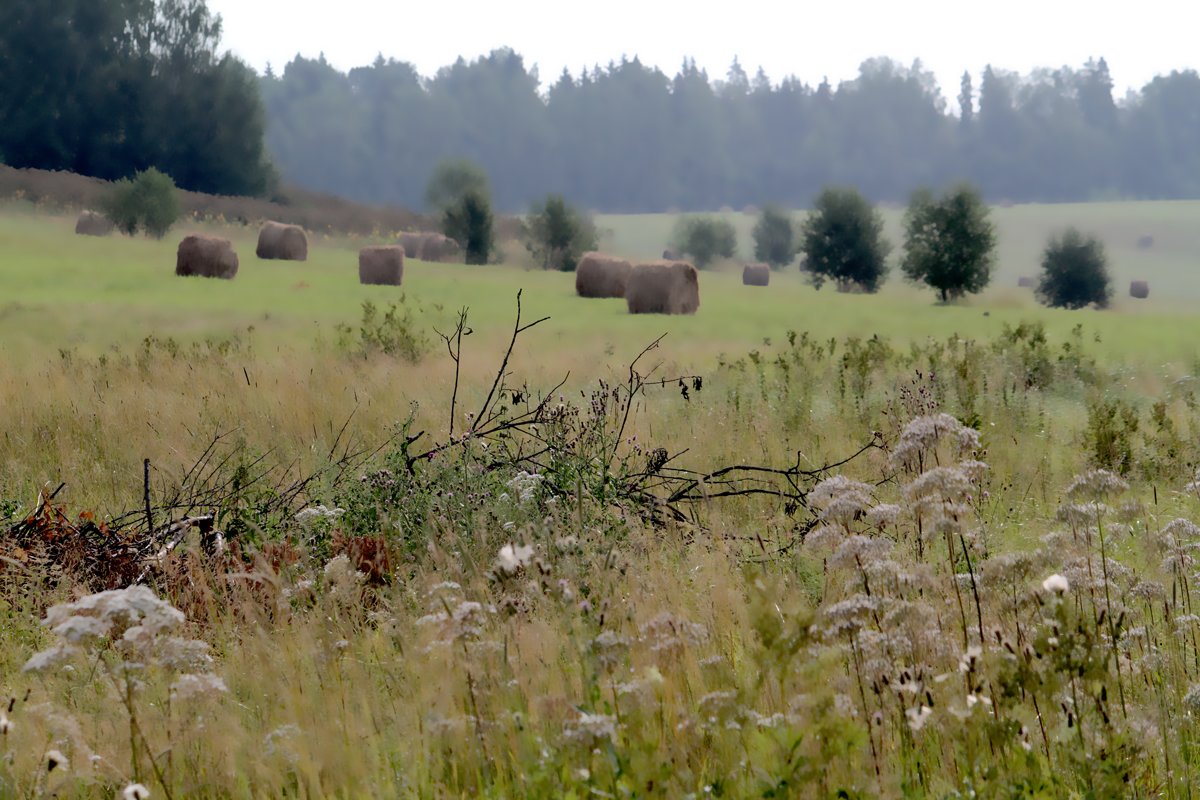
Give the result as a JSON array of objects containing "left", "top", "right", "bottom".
[
  {"left": 4, "top": 200, "right": 1200, "bottom": 797},
  {"left": 4, "top": 201, "right": 1200, "bottom": 366}
]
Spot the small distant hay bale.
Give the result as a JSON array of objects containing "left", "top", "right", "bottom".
[
  {"left": 359, "top": 246, "right": 404, "bottom": 286},
  {"left": 626, "top": 260, "right": 700, "bottom": 315},
  {"left": 1017, "top": 276, "right": 1034, "bottom": 288},
  {"left": 742, "top": 263, "right": 770, "bottom": 287},
  {"left": 575, "top": 252, "right": 632, "bottom": 298},
  {"left": 75, "top": 210, "right": 113, "bottom": 237},
  {"left": 398, "top": 232, "right": 461, "bottom": 262},
  {"left": 1137, "top": 234, "right": 1155, "bottom": 250},
  {"left": 662, "top": 248, "right": 682, "bottom": 261},
  {"left": 1130, "top": 280, "right": 1150, "bottom": 299},
  {"left": 176, "top": 235, "right": 238, "bottom": 280},
  {"left": 256, "top": 221, "right": 308, "bottom": 261}
]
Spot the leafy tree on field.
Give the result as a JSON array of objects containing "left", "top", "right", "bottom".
[
  {"left": 798, "top": 188, "right": 891, "bottom": 291},
  {"left": 101, "top": 168, "right": 180, "bottom": 239},
  {"left": 425, "top": 159, "right": 491, "bottom": 213},
  {"left": 901, "top": 184, "right": 996, "bottom": 302},
  {"left": 524, "top": 195, "right": 598, "bottom": 271},
  {"left": 442, "top": 189, "right": 494, "bottom": 265},
  {"left": 752, "top": 205, "right": 797, "bottom": 268},
  {"left": 670, "top": 216, "right": 737, "bottom": 268},
  {"left": 1036, "top": 228, "right": 1112, "bottom": 309}
]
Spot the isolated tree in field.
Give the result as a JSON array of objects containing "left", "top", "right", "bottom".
[
  {"left": 524, "top": 195, "right": 598, "bottom": 271},
  {"left": 101, "top": 168, "right": 180, "bottom": 239},
  {"left": 901, "top": 185, "right": 996, "bottom": 302},
  {"left": 670, "top": 216, "right": 737, "bottom": 268},
  {"left": 752, "top": 205, "right": 797, "bottom": 268},
  {"left": 442, "top": 189, "right": 494, "bottom": 265},
  {"left": 798, "top": 187, "right": 891, "bottom": 292},
  {"left": 425, "top": 159, "right": 491, "bottom": 213},
  {"left": 1036, "top": 228, "right": 1112, "bottom": 309}
]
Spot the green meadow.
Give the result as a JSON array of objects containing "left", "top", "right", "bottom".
[
  {"left": 4, "top": 200, "right": 1200, "bottom": 797},
  {"left": 4, "top": 200, "right": 1200, "bottom": 370}
]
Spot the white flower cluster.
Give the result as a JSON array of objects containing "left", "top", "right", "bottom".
[
  {"left": 23, "top": 585, "right": 226, "bottom": 701},
  {"left": 295, "top": 505, "right": 345, "bottom": 529},
  {"left": 506, "top": 471, "right": 543, "bottom": 504},
  {"left": 563, "top": 712, "right": 617, "bottom": 748},
  {"left": 891, "top": 413, "right": 981, "bottom": 470},
  {"left": 495, "top": 543, "right": 534, "bottom": 575}
]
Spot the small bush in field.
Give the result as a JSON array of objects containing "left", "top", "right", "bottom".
[{"left": 102, "top": 167, "right": 181, "bottom": 238}]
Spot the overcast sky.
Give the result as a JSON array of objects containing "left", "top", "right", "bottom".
[{"left": 206, "top": 0, "right": 1196, "bottom": 97}]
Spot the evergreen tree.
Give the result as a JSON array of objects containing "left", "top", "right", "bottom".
[
  {"left": 443, "top": 190, "right": 495, "bottom": 265},
  {"left": 524, "top": 195, "right": 598, "bottom": 271}
]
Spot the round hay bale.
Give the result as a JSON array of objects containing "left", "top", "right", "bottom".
[
  {"left": 176, "top": 235, "right": 238, "bottom": 280},
  {"left": 359, "top": 246, "right": 404, "bottom": 286},
  {"left": 575, "top": 252, "right": 632, "bottom": 298},
  {"left": 1137, "top": 234, "right": 1154, "bottom": 249},
  {"left": 75, "top": 210, "right": 114, "bottom": 237},
  {"left": 398, "top": 232, "right": 426, "bottom": 260},
  {"left": 742, "top": 263, "right": 770, "bottom": 287},
  {"left": 397, "top": 232, "right": 462, "bottom": 263},
  {"left": 662, "top": 248, "right": 682, "bottom": 261},
  {"left": 421, "top": 233, "right": 462, "bottom": 263},
  {"left": 256, "top": 221, "right": 308, "bottom": 261},
  {"left": 1130, "top": 280, "right": 1150, "bottom": 299},
  {"left": 626, "top": 260, "right": 700, "bottom": 315},
  {"left": 1017, "top": 276, "right": 1034, "bottom": 288}
]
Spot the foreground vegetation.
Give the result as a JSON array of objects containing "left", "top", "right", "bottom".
[{"left": 4, "top": 204, "right": 1200, "bottom": 796}]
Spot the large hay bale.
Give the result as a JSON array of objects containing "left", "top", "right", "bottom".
[
  {"left": 1130, "top": 280, "right": 1150, "bottom": 299},
  {"left": 626, "top": 260, "right": 700, "bottom": 315},
  {"left": 742, "top": 263, "right": 770, "bottom": 287},
  {"left": 1017, "top": 276, "right": 1034, "bottom": 288},
  {"left": 176, "top": 235, "right": 238, "bottom": 279},
  {"left": 75, "top": 210, "right": 113, "bottom": 237},
  {"left": 359, "top": 246, "right": 404, "bottom": 286},
  {"left": 575, "top": 252, "right": 632, "bottom": 298},
  {"left": 256, "top": 221, "right": 308, "bottom": 261}
]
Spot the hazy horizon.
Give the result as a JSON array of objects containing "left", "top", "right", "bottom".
[{"left": 207, "top": 0, "right": 1196, "bottom": 97}]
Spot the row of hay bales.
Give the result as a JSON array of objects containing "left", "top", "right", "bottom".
[
  {"left": 575, "top": 252, "right": 700, "bottom": 315},
  {"left": 1017, "top": 275, "right": 1151, "bottom": 299},
  {"left": 176, "top": 234, "right": 409, "bottom": 285},
  {"left": 575, "top": 252, "right": 772, "bottom": 315}
]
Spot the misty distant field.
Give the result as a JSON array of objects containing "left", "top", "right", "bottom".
[{"left": 3, "top": 200, "right": 1200, "bottom": 372}]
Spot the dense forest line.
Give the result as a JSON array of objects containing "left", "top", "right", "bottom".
[
  {"left": 261, "top": 50, "right": 1200, "bottom": 212},
  {"left": 3, "top": 2, "right": 1199, "bottom": 213}
]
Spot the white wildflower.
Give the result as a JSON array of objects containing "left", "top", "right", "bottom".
[
  {"left": 506, "top": 471, "right": 544, "bottom": 504},
  {"left": 46, "top": 749, "right": 67, "bottom": 772},
  {"left": 23, "top": 643, "right": 80, "bottom": 673},
  {"left": 122, "top": 784, "right": 151, "bottom": 800},
  {"left": 495, "top": 543, "right": 534, "bottom": 575},
  {"left": 1042, "top": 574, "right": 1070, "bottom": 594},
  {"left": 169, "top": 673, "right": 228, "bottom": 702},
  {"left": 0, "top": 713, "right": 10, "bottom": 735},
  {"left": 1066, "top": 469, "right": 1129, "bottom": 500},
  {"left": 295, "top": 505, "right": 345, "bottom": 529},
  {"left": 959, "top": 645, "right": 983, "bottom": 673},
  {"left": 564, "top": 712, "right": 617, "bottom": 748},
  {"left": 905, "top": 705, "right": 933, "bottom": 732}
]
